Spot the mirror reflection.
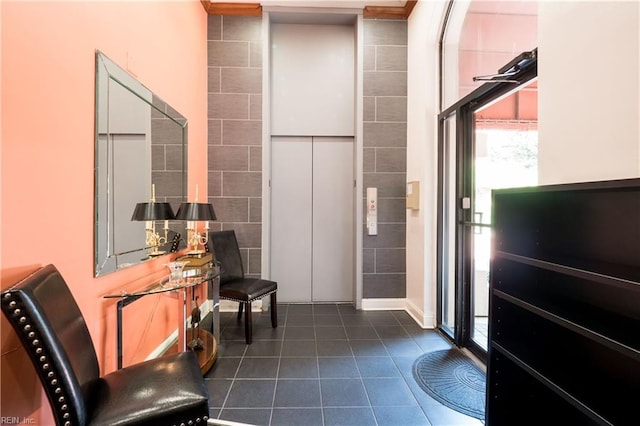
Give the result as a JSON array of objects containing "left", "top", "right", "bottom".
[{"left": 94, "top": 50, "right": 187, "bottom": 276}]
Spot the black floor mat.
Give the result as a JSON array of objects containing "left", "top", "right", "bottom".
[{"left": 412, "top": 349, "right": 486, "bottom": 420}]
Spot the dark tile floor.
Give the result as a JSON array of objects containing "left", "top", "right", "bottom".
[{"left": 205, "top": 303, "right": 485, "bottom": 426}]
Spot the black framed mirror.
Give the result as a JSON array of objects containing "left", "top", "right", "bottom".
[{"left": 94, "top": 50, "right": 187, "bottom": 276}]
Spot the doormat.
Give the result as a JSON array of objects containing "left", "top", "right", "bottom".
[{"left": 412, "top": 349, "right": 486, "bottom": 420}]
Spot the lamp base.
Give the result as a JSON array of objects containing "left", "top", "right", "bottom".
[
  {"left": 187, "top": 337, "right": 205, "bottom": 351},
  {"left": 166, "top": 328, "right": 217, "bottom": 374},
  {"left": 185, "top": 250, "right": 207, "bottom": 257},
  {"left": 148, "top": 250, "right": 166, "bottom": 257}
]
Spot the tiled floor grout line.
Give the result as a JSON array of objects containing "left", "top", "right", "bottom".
[
  {"left": 345, "top": 310, "right": 396, "bottom": 419},
  {"left": 267, "top": 306, "right": 286, "bottom": 426},
  {"left": 379, "top": 313, "right": 419, "bottom": 424},
  {"left": 390, "top": 310, "right": 433, "bottom": 418},
  {"left": 218, "top": 341, "right": 246, "bottom": 417},
  {"left": 338, "top": 306, "right": 380, "bottom": 426},
  {"left": 313, "top": 306, "right": 326, "bottom": 426},
  {"left": 356, "top": 309, "right": 384, "bottom": 426}
]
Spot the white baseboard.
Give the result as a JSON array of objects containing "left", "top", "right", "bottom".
[
  {"left": 405, "top": 298, "right": 435, "bottom": 329},
  {"left": 145, "top": 298, "right": 210, "bottom": 361},
  {"left": 361, "top": 298, "right": 435, "bottom": 330},
  {"left": 361, "top": 298, "right": 406, "bottom": 310},
  {"left": 405, "top": 299, "right": 424, "bottom": 327},
  {"left": 145, "top": 329, "right": 178, "bottom": 361}
]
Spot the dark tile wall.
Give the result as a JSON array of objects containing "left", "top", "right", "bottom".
[
  {"left": 207, "top": 16, "right": 408, "bottom": 297},
  {"left": 207, "top": 15, "right": 263, "bottom": 278},
  {"left": 363, "top": 19, "right": 408, "bottom": 298}
]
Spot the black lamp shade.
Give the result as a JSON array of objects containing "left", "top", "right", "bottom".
[
  {"left": 175, "top": 202, "right": 217, "bottom": 221},
  {"left": 131, "top": 202, "right": 176, "bottom": 221}
]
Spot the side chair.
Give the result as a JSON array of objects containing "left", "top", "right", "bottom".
[
  {"left": 208, "top": 230, "right": 277, "bottom": 344},
  {"left": 1, "top": 264, "right": 211, "bottom": 426}
]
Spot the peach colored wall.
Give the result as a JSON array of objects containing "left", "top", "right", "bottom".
[{"left": 1, "top": 1, "right": 208, "bottom": 423}]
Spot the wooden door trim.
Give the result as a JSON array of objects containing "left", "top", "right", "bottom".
[{"left": 201, "top": 1, "right": 417, "bottom": 19}]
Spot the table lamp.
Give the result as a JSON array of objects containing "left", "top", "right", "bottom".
[
  {"left": 175, "top": 185, "right": 216, "bottom": 256},
  {"left": 131, "top": 184, "right": 176, "bottom": 257}
]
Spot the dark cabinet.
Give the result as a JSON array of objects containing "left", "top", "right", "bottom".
[{"left": 487, "top": 178, "right": 640, "bottom": 425}]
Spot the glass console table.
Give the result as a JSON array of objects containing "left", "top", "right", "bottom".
[{"left": 104, "top": 263, "right": 220, "bottom": 374}]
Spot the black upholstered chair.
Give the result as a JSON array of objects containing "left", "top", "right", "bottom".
[
  {"left": 1, "top": 264, "right": 210, "bottom": 426},
  {"left": 208, "top": 230, "right": 277, "bottom": 344}
]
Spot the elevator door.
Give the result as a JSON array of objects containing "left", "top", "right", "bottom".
[{"left": 271, "top": 136, "right": 354, "bottom": 303}]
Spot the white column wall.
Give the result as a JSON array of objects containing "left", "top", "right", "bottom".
[
  {"left": 538, "top": 1, "right": 640, "bottom": 184},
  {"left": 406, "top": 0, "right": 447, "bottom": 328}
]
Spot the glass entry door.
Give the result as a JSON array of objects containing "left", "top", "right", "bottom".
[
  {"left": 437, "top": 51, "right": 538, "bottom": 358},
  {"left": 470, "top": 81, "right": 538, "bottom": 350},
  {"left": 438, "top": 113, "right": 458, "bottom": 338}
]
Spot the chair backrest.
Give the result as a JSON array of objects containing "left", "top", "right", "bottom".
[
  {"left": 166, "top": 229, "right": 183, "bottom": 253},
  {"left": 208, "top": 230, "right": 245, "bottom": 284},
  {"left": 1, "top": 264, "right": 100, "bottom": 426}
]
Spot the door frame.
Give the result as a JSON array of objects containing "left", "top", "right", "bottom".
[
  {"left": 260, "top": 11, "right": 364, "bottom": 307},
  {"left": 436, "top": 50, "right": 538, "bottom": 360}
]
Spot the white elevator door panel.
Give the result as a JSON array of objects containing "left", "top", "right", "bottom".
[
  {"left": 312, "top": 137, "right": 354, "bottom": 302},
  {"left": 271, "top": 137, "right": 313, "bottom": 302}
]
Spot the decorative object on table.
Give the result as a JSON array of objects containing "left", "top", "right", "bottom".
[
  {"left": 175, "top": 184, "right": 216, "bottom": 256},
  {"left": 188, "top": 296, "right": 204, "bottom": 351},
  {"left": 131, "top": 184, "right": 176, "bottom": 257},
  {"left": 166, "top": 261, "right": 189, "bottom": 284},
  {"left": 177, "top": 252, "right": 213, "bottom": 267},
  {"left": 412, "top": 348, "right": 486, "bottom": 420}
]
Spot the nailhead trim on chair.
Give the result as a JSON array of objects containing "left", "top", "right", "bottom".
[
  {"left": 219, "top": 289, "right": 277, "bottom": 304},
  {"left": 5, "top": 283, "right": 211, "bottom": 426},
  {"left": 3, "top": 292, "right": 74, "bottom": 426},
  {"left": 173, "top": 416, "right": 208, "bottom": 426}
]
